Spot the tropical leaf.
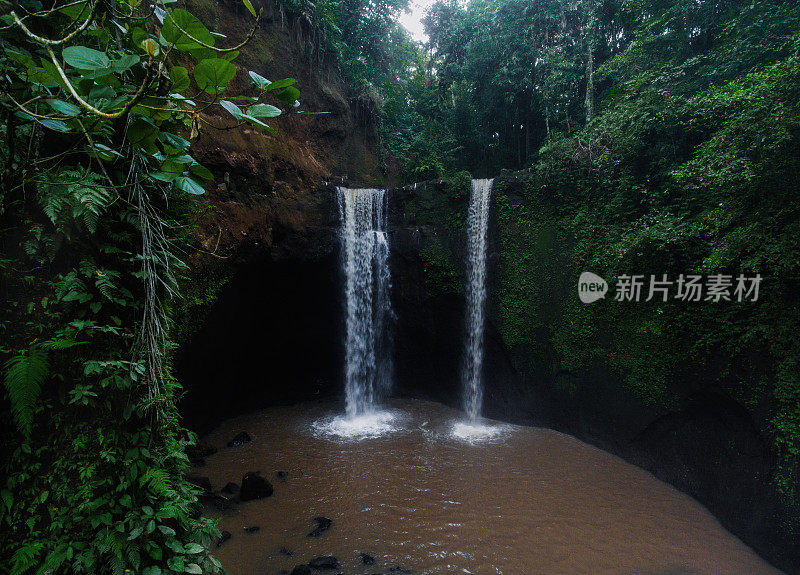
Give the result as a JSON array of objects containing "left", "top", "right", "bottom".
[
  {"left": 193, "top": 58, "right": 236, "bottom": 94},
  {"left": 62, "top": 46, "right": 110, "bottom": 70},
  {"left": 3, "top": 348, "right": 49, "bottom": 437}
]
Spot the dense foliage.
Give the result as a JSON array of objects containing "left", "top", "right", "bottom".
[
  {"left": 0, "top": 0, "right": 305, "bottom": 571},
  {"left": 378, "top": 0, "right": 800, "bottom": 563}
]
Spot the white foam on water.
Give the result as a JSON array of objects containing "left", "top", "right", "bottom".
[
  {"left": 451, "top": 420, "right": 506, "bottom": 442},
  {"left": 312, "top": 410, "right": 400, "bottom": 440}
]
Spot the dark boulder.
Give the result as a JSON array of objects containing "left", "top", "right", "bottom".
[
  {"left": 279, "top": 547, "right": 294, "bottom": 557},
  {"left": 227, "top": 431, "right": 252, "bottom": 447},
  {"left": 290, "top": 566, "right": 312, "bottom": 575},
  {"left": 239, "top": 472, "right": 273, "bottom": 501},
  {"left": 220, "top": 482, "right": 239, "bottom": 495},
  {"left": 216, "top": 530, "right": 231, "bottom": 547},
  {"left": 359, "top": 552, "right": 375, "bottom": 565},
  {"left": 185, "top": 474, "right": 212, "bottom": 493},
  {"left": 186, "top": 441, "right": 217, "bottom": 461},
  {"left": 308, "top": 555, "right": 339, "bottom": 569},
  {"left": 243, "top": 525, "right": 260, "bottom": 534},
  {"left": 307, "top": 516, "right": 332, "bottom": 537},
  {"left": 276, "top": 470, "right": 289, "bottom": 481}
]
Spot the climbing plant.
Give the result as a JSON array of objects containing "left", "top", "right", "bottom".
[{"left": 0, "top": 0, "right": 304, "bottom": 572}]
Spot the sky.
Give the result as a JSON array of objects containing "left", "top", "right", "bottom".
[{"left": 398, "top": 0, "right": 437, "bottom": 43}]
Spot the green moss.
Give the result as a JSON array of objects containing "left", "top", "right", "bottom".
[
  {"left": 420, "top": 238, "right": 462, "bottom": 297},
  {"left": 172, "top": 259, "right": 234, "bottom": 346}
]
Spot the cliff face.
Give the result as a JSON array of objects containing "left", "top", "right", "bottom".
[{"left": 183, "top": 0, "right": 384, "bottom": 270}]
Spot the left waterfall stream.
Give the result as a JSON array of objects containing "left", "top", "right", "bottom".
[{"left": 312, "top": 187, "right": 398, "bottom": 439}]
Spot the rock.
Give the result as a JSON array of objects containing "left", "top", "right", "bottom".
[
  {"left": 279, "top": 547, "right": 294, "bottom": 557},
  {"left": 216, "top": 530, "right": 231, "bottom": 547},
  {"left": 359, "top": 552, "right": 375, "bottom": 565},
  {"left": 220, "top": 482, "right": 239, "bottom": 495},
  {"left": 243, "top": 525, "right": 260, "bottom": 534},
  {"left": 389, "top": 566, "right": 411, "bottom": 573},
  {"left": 308, "top": 555, "right": 339, "bottom": 570},
  {"left": 307, "top": 516, "right": 332, "bottom": 537},
  {"left": 185, "top": 474, "right": 212, "bottom": 493},
  {"left": 290, "top": 566, "right": 311, "bottom": 575},
  {"left": 276, "top": 470, "right": 289, "bottom": 481},
  {"left": 239, "top": 472, "right": 273, "bottom": 501},
  {"left": 227, "top": 431, "right": 251, "bottom": 447},
  {"left": 186, "top": 441, "right": 217, "bottom": 461}
]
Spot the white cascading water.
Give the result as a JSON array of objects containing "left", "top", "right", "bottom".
[
  {"left": 461, "top": 178, "right": 493, "bottom": 422},
  {"left": 337, "top": 187, "right": 394, "bottom": 420}
]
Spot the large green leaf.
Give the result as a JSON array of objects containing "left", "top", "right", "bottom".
[
  {"left": 193, "top": 59, "right": 236, "bottom": 94},
  {"left": 40, "top": 119, "right": 71, "bottom": 132},
  {"left": 62, "top": 46, "right": 110, "bottom": 70},
  {"left": 277, "top": 86, "right": 300, "bottom": 105},
  {"left": 265, "top": 77, "right": 296, "bottom": 92},
  {"left": 160, "top": 132, "right": 191, "bottom": 150},
  {"left": 162, "top": 9, "right": 215, "bottom": 52},
  {"left": 247, "top": 103, "right": 281, "bottom": 118},
  {"left": 111, "top": 54, "right": 140, "bottom": 73},
  {"left": 128, "top": 118, "right": 159, "bottom": 149},
  {"left": 241, "top": 114, "right": 276, "bottom": 133},
  {"left": 170, "top": 66, "right": 190, "bottom": 91},
  {"left": 174, "top": 176, "right": 206, "bottom": 195},
  {"left": 189, "top": 163, "right": 214, "bottom": 181},
  {"left": 248, "top": 70, "right": 271, "bottom": 89},
  {"left": 219, "top": 99, "right": 244, "bottom": 118},
  {"left": 46, "top": 99, "right": 80, "bottom": 117}
]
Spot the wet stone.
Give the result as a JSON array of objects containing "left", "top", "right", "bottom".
[
  {"left": 307, "top": 516, "right": 332, "bottom": 537},
  {"left": 359, "top": 552, "right": 376, "bottom": 565},
  {"left": 227, "top": 431, "right": 252, "bottom": 447},
  {"left": 220, "top": 482, "right": 239, "bottom": 495},
  {"left": 239, "top": 472, "right": 273, "bottom": 501},
  {"left": 216, "top": 530, "right": 231, "bottom": 548},
  {"left": 308, "top": 555, "right": 339, "bottom": 570}
]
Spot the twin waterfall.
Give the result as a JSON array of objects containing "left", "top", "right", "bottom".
[
  {"left": 337, "top": 188, "right": 393, "bottom": 418},
  {"left": 461, "top": 179, "right": 493, "bottom": 421},
  {"left": 337, "top": 180, "right": 494, "bottom": 424}
]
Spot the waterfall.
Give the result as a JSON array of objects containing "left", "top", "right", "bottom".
[
  {"left": 462, "top": 178, "right": 493, "bottom": 421},
  {"left": 337, "top": 187, "right": 394, "bottom": 418}
]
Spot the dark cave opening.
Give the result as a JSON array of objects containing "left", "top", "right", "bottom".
[{"left": 176, "top": 254, "right": 344, "bottom": 434}]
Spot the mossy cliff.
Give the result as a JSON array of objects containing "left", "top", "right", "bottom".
[{"left": 393, "top": 170, "right": 799, "bottom": 573}]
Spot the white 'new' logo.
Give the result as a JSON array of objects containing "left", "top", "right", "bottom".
[{"left": 578, "top": 272, "right": 608, "bottom": 303}]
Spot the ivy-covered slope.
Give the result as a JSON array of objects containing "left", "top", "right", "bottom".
[
  {"left": 406, "top": 47, "right": 800, "bottom": 571},
  {"left": 0, "top": 0, "right": 383, "bottom": 572}
]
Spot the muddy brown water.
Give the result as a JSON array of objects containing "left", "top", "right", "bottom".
[{"left": 199, "top": 399, "right": 782, "bottom": 575}]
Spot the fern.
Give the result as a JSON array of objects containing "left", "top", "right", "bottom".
[
  {"left": 10, "top": 542, "right": 43, "bottom": 575},
  {"left": 95, "top": 270, "right": 123, "bottom": 303},
  {"left": 3, "top": 348, "right": 49, "bottom": 438},
  {"left": 142, "top": 468, "right": 174, "bottom": 497},
  {"left": 38, "top": 170, "right": 113, "bottom": 234},
  {"left": 39, "top": 338, "right": 86, "bottom": 350}
]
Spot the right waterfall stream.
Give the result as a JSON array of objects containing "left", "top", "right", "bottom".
[{"left": 462, "top": 178, "right": 493, "bottom": 421}]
